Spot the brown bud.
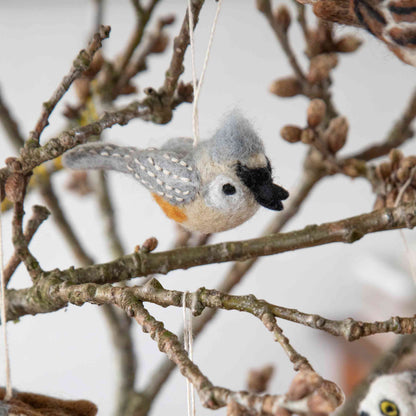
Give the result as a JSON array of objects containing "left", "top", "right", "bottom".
[
  {"left": 301, "top": 128, "right": 315, "bottom": 144},
  {"left": 397, "top": 165, "right": 411, "bottom": 183},
  {"left": 247, "top": 365, "right": 274, "bottom": 393},
  {"left": 274, "top": 5, "right": 291, "bottom": 32},
  {"left": 269, "top": 77, "right": 302, "bottom": 98},
  {"left": 307, "top": 53, "right": 338, "bottom": 83},
  {"left": 307, "top": 99, "right": 326, "bottom": 127},
  {"left": 160, "top": 15, "right": 176, "bottom": 26},
  {"left": 176, "top": 81, "right": 194, "bottom": 103},
  {"left": 376, "top": 161, "right": 392, "bottom": 181},
  {"left": 5, "top": 173, "right": 26, "bottom": 203},
  {"left": 151, "top": 33, "right": 169, "bottom": 54},
  {"left": 335, "top": 36, "right": 362, "bottom": 53},
  {"left": 307, "top": 380, "right": 344, "bottom": 414},
  {"left": 141, "top": 237, "right": 158, "bottom": 253},
  {"left": 287, "top": 370, "right": 322, "bottom": 400},
  {"left": 5, "top": 157, "right": 22, "bottom": 172},
  {"left": 256, "top": 0, "right": 268, "bottom": 13},
  {"left": 324, "top": 116, "right": 348, "bottom": 153},
  {"left": 389, "top": 148, "right": 404, "bottom": 170},
  {"left": 280, "top": 125, "right": 302, "bottom": 143}
]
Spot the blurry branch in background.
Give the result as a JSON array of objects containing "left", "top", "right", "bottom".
[
  {"left": 0, "top": 0, "right": 416, "bottom": 416},
  {"left": 0, "top": 90, "right": 25, "bottom": 151}
]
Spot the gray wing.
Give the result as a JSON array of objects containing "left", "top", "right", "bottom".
[{"left": 63, "top": 143, "right": 199, "bottom": 205}]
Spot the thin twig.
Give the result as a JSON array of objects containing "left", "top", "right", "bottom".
[
  {"left": 258, "top": 0, "right": 306, "bottom": 81},
  {"left": 29, "top": 25, "right": 111, "bottom": 144},
  {"left": 4, "top": 205, "right": 49, "bottom": 285},
  {"left": 11, "top": 201, "right": 42, "bottom": 282},
  {"left": 162, "top": 0, "right": 205, "bottom": 98}
]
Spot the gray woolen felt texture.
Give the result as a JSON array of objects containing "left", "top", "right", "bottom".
[{"left": 63, "top": 112, "right": 268, "bottom": 205}]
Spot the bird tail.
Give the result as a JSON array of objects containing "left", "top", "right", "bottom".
[{"left": 62, "top": 143, "right": 135, "bottom": 175}]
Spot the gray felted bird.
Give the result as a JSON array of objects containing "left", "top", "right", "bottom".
[
  {"left": 63, "top": 112, "right": 289, "bottom": 233},
  {"left": 359, "top": 371, "right": 416, "bottom": 416}
]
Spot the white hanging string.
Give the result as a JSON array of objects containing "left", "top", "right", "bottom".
[
  {"left": 183, "top": 3, "right": 223, "bottom": 414},
  {"left": 187, "top": 0, "right": 223, "bottom": 146},
  {"left": 0, "top": 210, "right": 12, "bottom": 400},
  {"left": 182, "top": 292, "right": 195, "bottom": 416}
]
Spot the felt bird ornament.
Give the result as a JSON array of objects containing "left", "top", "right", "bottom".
[
  {"left": 359, "top": 371, "right": 416, "bottom": 416},
  {"left": 63, "top": 112, "right": 289, "bottom": 233}
]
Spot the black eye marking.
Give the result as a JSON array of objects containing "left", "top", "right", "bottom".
[{"left": 222, "top": 183, "right": 236, "bottom": 195}]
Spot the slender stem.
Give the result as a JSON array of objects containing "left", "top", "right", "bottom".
[
  {"left": 4, "top": 205, "right": 49, "bottom": 285},
  {"left": 29, "top": 26, "right": 111, "bottom": 143}
]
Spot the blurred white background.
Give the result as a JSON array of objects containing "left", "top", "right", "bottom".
[{"left": 0, "top": 0, "right": 415, "bottom": 414}]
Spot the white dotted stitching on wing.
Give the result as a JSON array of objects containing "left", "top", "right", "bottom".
[
  {"left": 140, "top": 165, "right": 145, "bottom": 171},
  {"left": 147, "top": 157, "right": 155, "bottom": 166},
  {"left": 162, "top": 169, "right": 171, "bottom": 176},
  {"left": 171, "top": 157, "right": 179, "bottom": 163},
  {"left": 104, "top": 146, "right": 113, "bottom": 151},
  {"left": 147, "top": 171, "right": 156, "bottom": 178},
  {"left": 187, "top": 166, "right": 193, "bottom": 171},
  {"left": 157, "top": 191, "right": 165, "bottom": 196},
  {"left": 174, "top": 188, "right": 182, "bottom": 194},
  {"left": 155, "top": 164, "right": 162, "bottom": 171},
  {"left": 124, "top": 155, "right": 130, "bottom": 159},
  {"left": 180, "top": 177, "right": 190, "bottom": 183},
  {"left": 163, "top": 154, "right": 170, "bottom": 160},
  {"left": 113, "top": 153, "right": 121, "bottom": 157},
  {"left": 166, "top": 194, "right": 174, "bottom": 199},
  {"left": 100, "top": 151, "right": 109, "bottom": 156},
  {"left": 135, "top": 174, "right": 141, "bottom": 180},
  {"left": 183, "top": 190, "right": 190, "bottom": 195},
  {"left": 165, "top": 184, "right": 173, "bottom": 190},
  {"left": 156, "top": 179, "right": 163, "bottom": 185},
  {"left": 179, "top": 161, "right": 187, "bottom": 167},
  {"left": 127, "top": 165, "right": 134, "bottom": 172},
  {"left": 175, "top": 197, "right": 184, "bottom": 202}
]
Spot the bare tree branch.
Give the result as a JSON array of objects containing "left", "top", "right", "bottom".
[
  {"left": 4, "top": 205, "right": 49, "bottom": 285},
  {"left": 29, "top": 25, "right": 111, "bottom": 144}
]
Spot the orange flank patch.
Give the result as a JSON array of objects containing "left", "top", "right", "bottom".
[{"left": 152, "top": 194, "right": 187, "bottom": 223}]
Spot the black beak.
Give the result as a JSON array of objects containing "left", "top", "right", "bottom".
[{"left": 236, "top": 162, "right": 289, "bottom": 211}]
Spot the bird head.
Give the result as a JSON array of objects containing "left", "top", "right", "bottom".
[
  {"left": 184, "top": 111, "right": 288, "bottom": 232},
  {"left": 359, "top": 372, "right": 416, "bottom": 416}
]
